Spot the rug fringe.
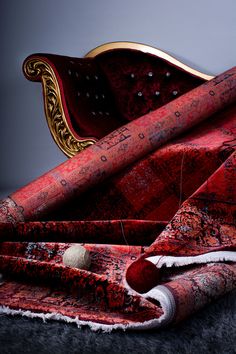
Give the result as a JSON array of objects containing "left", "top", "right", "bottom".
[
  {"left": 0, "top": 283, "right": 175, "bottom": 331},
  {"left": 147, "top": 251, "right": 236, "bottom": 268}
]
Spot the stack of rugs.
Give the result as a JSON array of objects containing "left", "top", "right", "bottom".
[{"left": 0, "top": 67, "right": 235, "bottom": 331}]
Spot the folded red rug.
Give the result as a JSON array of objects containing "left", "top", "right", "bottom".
[{"left": 0, "top": 68, "right": 235, "bottom": 331}]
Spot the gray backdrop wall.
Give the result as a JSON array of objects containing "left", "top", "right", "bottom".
[{"left": 0, "top": 0, "right": 236, "bottom": 195}]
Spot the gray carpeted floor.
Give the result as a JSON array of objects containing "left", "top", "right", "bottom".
[{"left": 0, "top": 290, "right": 236, "bottom": 354}]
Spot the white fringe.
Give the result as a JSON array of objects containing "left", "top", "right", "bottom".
[
  {"left": 146, "top": 250, "right": 236, "bottom": 268},
  {"left": 0, "top": 283, "right": 175, "bottom": 332}
]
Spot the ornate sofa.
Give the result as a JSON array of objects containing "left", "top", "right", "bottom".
[{"left": 23, "top": 42, "right": 213, "bottom": 157}]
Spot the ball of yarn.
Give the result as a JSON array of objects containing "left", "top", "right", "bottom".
[
  {"left": 126, "top": 258, "right": 161, "bottom": 293},
  {"left": 63, "top": 245, "right": 91, "bottom": 270}
]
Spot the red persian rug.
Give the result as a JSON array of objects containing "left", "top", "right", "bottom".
[{"left": 0, "top": 67, "right": 235, "bottom": 331}]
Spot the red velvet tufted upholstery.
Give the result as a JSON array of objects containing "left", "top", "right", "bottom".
[
  {"left": 24, "top": 47, "right": 206, "bottom": 144},
  {"left": 96, "top": 49, "right": 204, "bottom": 121}
]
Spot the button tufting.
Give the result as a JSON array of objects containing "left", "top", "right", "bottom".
[
  {"left": 130, "top": 73, "right": 135, "bottom": 79},
  {"left": 95, "top": 95, "right": 99, "bottom": 99},
  {"left": 172, "top": 90, "right": 178, "bottom": 96},
  {"left": 148, "top": 72, "right": 153, "bottom": 77},
  {"left": 86, "top": 75, "right": 90, "bottom": 80},
  {"left": 166, "top": 72, "right": 171, "bottom": 77},
  {"left": 77, "top": 92, "right": 80, "bottom": 97},
  {"left": 137, "top": 91, "right": 143, "bottom": 97},
  {"left": 91, "top": 111, "right": 96, "bottom": 116},
  {"left": 99, "top": 111, "right": 103, "bottom": 115},
  {"left": 68, "top": 69, "right": 72, "bottom": 75},
  {"left": 102, "top": 94, "right": 105, "bottom": 99},
  {"left": 105, "top": 112, "right": 110, "bottom": 116},
  {"left": 75, "top": 72, "right": 79, "bottom": 78},
  {"left": 86, "top": 93, "right": 90, "bottom": 98},
  {"left": 94, "top": 75, "right": 99, "bottom": 80},
  {"left": 155, "top": 91, "right": 160, "bottom": 96}
]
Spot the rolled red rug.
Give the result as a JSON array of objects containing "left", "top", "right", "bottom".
[{"left": 0, "top": 68, "right": 236, "bottom": 223}]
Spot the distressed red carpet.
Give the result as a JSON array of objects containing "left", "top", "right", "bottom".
[{"left": 0, "top": 68, "right": 235, "bottom": 331}]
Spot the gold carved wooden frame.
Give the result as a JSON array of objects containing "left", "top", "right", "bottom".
[
  {"left": 23, "top": 41, "right": 214, "bottom": 158},
  {"left": 23, "top": 58, "right": 96, "bottom": 158}
]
